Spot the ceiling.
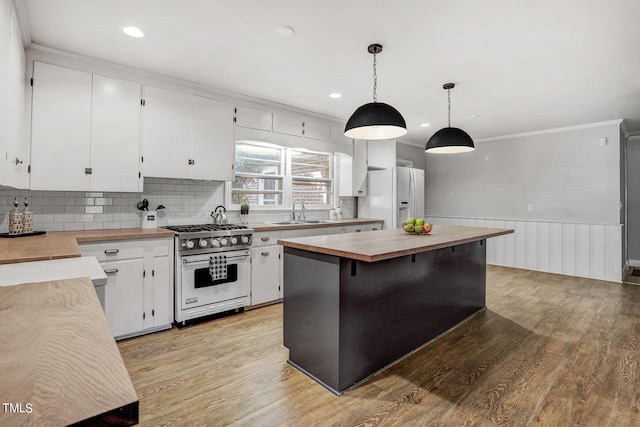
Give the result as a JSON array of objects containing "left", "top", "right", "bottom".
[{"left": 20, "top": 0, "right": 640, "bottom": 144}]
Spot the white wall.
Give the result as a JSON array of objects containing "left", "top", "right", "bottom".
[{"left": 426, "top": 121, "right": 624, "bottom": 282}]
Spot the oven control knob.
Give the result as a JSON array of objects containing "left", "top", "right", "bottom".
[
  {"left": 184, "top": 240, "right": 195, "bottom": 249},
  {"left": 230, "top": 236, "right": 239, "bottom": 245},
  {"left": 199, "top": 239, "right": 208, "bottom": 248},
  {"left": 241, "top": 235, "right": 250, "bottom": 244},
  {"left": 220, "top": 237, "right": 229, "bottom": 246},
  {"left": 210, "top": 238, "right": 220, "bottom": 247}
]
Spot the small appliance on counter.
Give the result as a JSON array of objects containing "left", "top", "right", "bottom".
[
  {"left": 1, "top": 198, "right": 45, "bottom": 238},
  {"left": 137, "top": 199, "right": 165, "bottom": 229}
]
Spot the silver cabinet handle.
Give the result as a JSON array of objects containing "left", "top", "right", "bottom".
[
  {"left": 104, "top": 268, "right": 119, "bottom": 274},
  {"left": 261, "top": 251, "right": 270, "bottom": 256},
  {"left": 261, "top": 237, "right": 270, "bottom": 242},
  {"left": 104, "top": 249, "right": 119, "bottom": 254}
]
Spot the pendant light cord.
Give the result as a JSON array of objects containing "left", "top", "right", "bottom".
[
  {"left": 447, "top": 87, "right": 451, "bottom": 128},
  {"left": 372, "top": 52, "right": 378, "bottom": 103}
]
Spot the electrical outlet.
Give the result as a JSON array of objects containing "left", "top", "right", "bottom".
[{"left": 527, "top": 204, "right": 534, "bottom": 212}]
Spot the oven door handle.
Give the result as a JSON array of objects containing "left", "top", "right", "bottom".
[{"left": 182, "top": 251, "right": 250, "bottom": 265}]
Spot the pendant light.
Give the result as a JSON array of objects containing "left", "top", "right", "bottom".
[
  {"left": 425, "top": 83, "right": 475, "bottom": 153},
  {"left": 344, "top": 44, "right": 407, "bottom": 140}
]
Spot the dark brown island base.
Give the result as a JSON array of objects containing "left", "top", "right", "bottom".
[{"left": 278, "top": 225, "right": 514, "bottom": 395}]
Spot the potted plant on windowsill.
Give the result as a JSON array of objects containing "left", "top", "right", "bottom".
[{"left": 240, "top": 198, "right": 250, "bottom": 224}]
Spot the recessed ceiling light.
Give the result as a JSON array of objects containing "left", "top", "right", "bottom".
[
  {"left": 329, "top": 93, "right": 342, "bottom": 99},
  {"left": 275, "top": 25, "right": 295, "bottom": 37},
  {"left": 420, "top": 123, "right": 430, "bottom": 127},
  {"left": 123, "top": 26, "right": 144, "bottom": 38}
]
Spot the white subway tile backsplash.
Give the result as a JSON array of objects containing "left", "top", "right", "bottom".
[
  {"left": 0, "top": 177, "right": 349, "bottom": 233},
  {"left": 85, "top": 206, "right": 104, "bottom": 214}
]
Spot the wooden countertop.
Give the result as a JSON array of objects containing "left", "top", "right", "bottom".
[
  {"left": 0, "top": 277, "right": 138, "bottom": 426},
  {"left": 0, "top": 228, "right": 175, "bottom": 265},
  {"left": 278, "top": 225, "right": 514, "bottom": 262},
  {"left": 247, "top": 218, "right": 383, "bottom": 232}
]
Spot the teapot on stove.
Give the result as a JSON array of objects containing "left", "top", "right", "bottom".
[{"left": 211, "top": 205, "right": 228, "bottom": 225}]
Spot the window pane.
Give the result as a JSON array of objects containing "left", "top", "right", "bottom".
[
  {"left": 292, "top": 180, "right": 332, "bottom": 205},
  {"left": 291, "top": 151, "right": 331, "bottom": 179},
  {"left": 234, "top": 143, "right": 284, "bottom": 207},
  {"left": 235, "top": 143, "right": 282, "bottom": 175}
]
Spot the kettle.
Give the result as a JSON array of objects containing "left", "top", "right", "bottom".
[{"left": 211, "top": 205, "right": 228, "bottom": 225}]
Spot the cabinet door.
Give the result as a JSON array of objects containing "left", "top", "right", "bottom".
[
  {"left": 103, "top": 258, "right": 145, "bottom": 338},
  {"left": 251, "top": 245, "right": 282, "bottom": 306},
  {"left": 335, "top": 153, "right": 353, "bottom": 197},
  {"left": 90, "top": 75, "right": 141, "bottom": 191},
  {"left": 303, "top": 119, "right": 331, "bottom": 141},
  {"left": 30, "top": 62, "right": 92, "bottom": 190},
  {"left": 151, "top": 253, "right": 172, "bottom": 329},
  {"left": 273, "top": 113, "right": 303, "bottom": 136},
  {"left": 5, "top": 6, "right": 29, "bottom": 188},
  {"left": 352, "top": 139, "right": 368, "bottom": 196},
  {"left": 192, "top": 96, "right": 234, "bottom": 181},
  {"left": 367, "top": 139, "right": 396, "bottom": 169},
  {"left": 235, "top": 106, "right": 272, "bottom": 131},
  {"left": 141, "top": 86, "right": 192, "bottom": 179}
]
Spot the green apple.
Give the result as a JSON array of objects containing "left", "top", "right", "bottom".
[
  {"left": 415, "top": 224, "right": 424, "bottom": 233},
  {"left": 405, "top": 223, "right": 415, "bottom": 232},
  {"left": 416, "top": 218, "right": 425, "bottom": 226},
  {"left": 407, "top": 217, "right": 416, "bottom": 225}
]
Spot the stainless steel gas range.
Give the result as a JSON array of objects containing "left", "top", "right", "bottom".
[{"left": 163, "top": 224, "right": 253, "bottom": 325}]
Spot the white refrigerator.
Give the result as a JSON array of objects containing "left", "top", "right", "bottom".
[{"left": 358, "top": 167, "right": 425, "bottom": 229}]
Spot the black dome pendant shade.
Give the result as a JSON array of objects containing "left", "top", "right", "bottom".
[
  {"left": 344, "top": 44, "right": 407, "bottom": 140},
  {"left": 425, "top": 83, "right": 474, "bottom": 153}
]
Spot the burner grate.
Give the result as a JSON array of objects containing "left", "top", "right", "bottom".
[{"left": 163, "top": 224, "right": 248, "bottom": 233}]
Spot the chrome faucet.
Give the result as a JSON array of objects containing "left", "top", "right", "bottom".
[
  {"left": 291, "top": 199, "right": 297, "bottom": 222},
  {"left": 290, "top": 198, "right": 305, "bottom": 222},
  {"left": 300, "top": 198, "right": 306, "bottom": 222}
]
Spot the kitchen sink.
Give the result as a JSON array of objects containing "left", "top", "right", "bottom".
[{"left": 271, "top": 220, "right": 338, "bottom": 225}]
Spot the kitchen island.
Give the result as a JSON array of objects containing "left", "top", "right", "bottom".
[{"left": 278, "top": 225, "right": 513, "bottom": 395}]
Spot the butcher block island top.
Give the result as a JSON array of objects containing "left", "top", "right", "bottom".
[
  {"left": 277, "top": 225, "right": 514, "bottom": 262},
  {"left": 0, "top": 277, "right": 138, "bottom": 426}
]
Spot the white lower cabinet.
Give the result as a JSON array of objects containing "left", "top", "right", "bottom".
[
  {"left": 248, "top": 224, "right": 381, "bottom": 308},
  {"left": 250, "top": 245, "right": 283, "bottom": 306},
  {"left": 80, "top": 237, "right": 173, "bottom": 339}
]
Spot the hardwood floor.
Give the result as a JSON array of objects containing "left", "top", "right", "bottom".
[{"left": 118, "top": 265, "right": 640, "bottom": 426}]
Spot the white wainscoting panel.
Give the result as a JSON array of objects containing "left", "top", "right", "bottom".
[{"left": 427, "top": 217, "right": 622, "bottom": 283}]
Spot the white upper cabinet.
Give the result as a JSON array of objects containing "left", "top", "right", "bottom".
[
  {"left": 272, "top": 113, "right": 332, "bottom": 141},
  {"left": 140, "top": 86, "right": 192, "bottom": 179},
  {"left": 303, "top": 119, "right": 331, "bottom": 141},
  {"left": 352, "top": 139, "right": 368, "bottom": 196},
  {"left": 235, "top": 106, "right": 272, "bottom": 131},
  {"left": 367, "top": 139, "right": 397, "bottom": 169},
  {"left": 273, "top": 113, "right": 303, "bottom": 136},
  {"left": 90, "top": 75, "right": 142, "bottom": 192},
  {"left": 30, "top": 62, "right": 142, "bottom": 191},
  {"left": 192, "top": 96, "right": 235, "bottom": 181},
  {"left": 0, "top": 0, "right": 10, "bottom": 185},
  {"left": 5, "top": 4, "right": 29, "bottom": 189},
  {"left": 335, "top": 153, "right": 353, "bottom": 198},
  {"left": 30, "top": 62, "right": 92, "bottom": 191},
  {"left": 140, "top": 87, "right": 235, "bottom": 181}
]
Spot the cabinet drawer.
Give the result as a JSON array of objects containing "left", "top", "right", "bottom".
[
  {"left": 253, "top": 231, "right": 281, "bottom": 247},
  {"left": 80, "top": 240, "right": 144, "bottom": 261}
]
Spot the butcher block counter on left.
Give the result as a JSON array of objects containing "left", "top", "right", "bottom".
[
  {"left": 0, "top": 228, "right": 175, "bottom": 265},
  {"left": 279, "top": 225, "right": 513, "bottom": 395},
  {"left": 0, "top": 277, "right": 138, "bottom": 426}
]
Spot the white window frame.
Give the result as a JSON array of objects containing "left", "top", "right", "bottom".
[{"left": 227, "top": 141, "right": 334, "bottom": 211}]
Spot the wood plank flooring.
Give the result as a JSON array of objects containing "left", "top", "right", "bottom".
[{"left": 118, "top": 265, "right": 640, "bottom": 426}]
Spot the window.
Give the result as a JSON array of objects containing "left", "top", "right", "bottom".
[
  {"left": 232, "top": 142, "right": 284, "bottom": 206},
  {"left": 231, "top": 142, "right": 333, "bottom": 209},
  {"left": 290, "top": 149, "right": 332, "bottom": 206}
]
